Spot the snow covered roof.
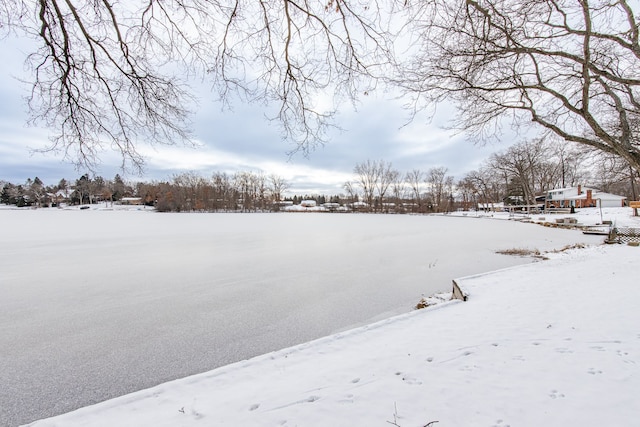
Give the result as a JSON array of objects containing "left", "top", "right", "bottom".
[
  {"left": 566, "top": 192, "right": 626, "bottom": 201},
  {"left": 283, "top": 204, "right": 326, "bottom": 212},
  {"left": 547, "top": 186, "right": 595, "bottom": 194}
]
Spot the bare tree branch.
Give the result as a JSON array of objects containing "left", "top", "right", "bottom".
[
  {"left": 2, "top": 0, "right": 394, "bottom": 171},
  {"left": 395, "top": 0, "right": 640, "bottom": 173}
]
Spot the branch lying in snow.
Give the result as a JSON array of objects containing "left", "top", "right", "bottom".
[{"left": 386, "top": 402, "right": 439, "bottom": 426}]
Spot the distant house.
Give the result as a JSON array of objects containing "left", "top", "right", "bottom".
[
  {"left": 48, "top": 189, "right": 71, "bottom": 206},
  {"left": 283, "top": 201, "right": 326, "bottom": 212},
  {"left": 545, "top": 185, "right": 626, "bottom": 209},
  {"left": 349, "top": 201, "right": 370, "bottom": 211},
  {"left": 119, "top": 197, "right": 142, "bottom": 205},
  {"left": 321, "top": 202, "right": 341, "bottom": 212}
]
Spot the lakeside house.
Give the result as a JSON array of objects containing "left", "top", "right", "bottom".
[
  {"left": 119, "top": 197, "right": 142, "bottom": 205},
  {"left": 545, "top": 185, "right": 626, "bottom": 209}
]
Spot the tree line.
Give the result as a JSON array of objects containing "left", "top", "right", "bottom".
[
  {"left": 0, "top": 171, "right": 291, "bottom": 212},
  {"left": 1, "top": 174, "right": 131, "bottom": 207},
  {"left": 2, "top": 137, "right": 637, "bottom": 212},
  {"left": 347, "top": 140, "right": 638, "bottom": 213},
  {"left": 459, "top": 139, "right": 639, "bottom": 209}
]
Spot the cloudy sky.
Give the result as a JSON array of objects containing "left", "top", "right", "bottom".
[{"left": 0, "top": 37, "right": 508, "bottom": 195}]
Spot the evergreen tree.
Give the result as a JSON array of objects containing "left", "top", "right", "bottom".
[{"left": 1, "top": 183, "right": 15, "bottom": 205}]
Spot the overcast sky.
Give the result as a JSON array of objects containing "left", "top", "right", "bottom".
[{"left": 0, "top": 37, "right": 509, "bottom": 195}]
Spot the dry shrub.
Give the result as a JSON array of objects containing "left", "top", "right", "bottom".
[
  {"left": 496, "top": 248, "right": 542, "bottom": 257},
  {"left": 549, "top": 243, "right": 586, "bottom": 253}
]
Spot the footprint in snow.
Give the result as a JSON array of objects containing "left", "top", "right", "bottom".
[
  {"left": 338, "top": 394, "right": 354, "bottom": 404},
  {"left": 549, "top": 390, "right": 565, "bottom": 399},
  {"left": 249, "top": 404, "right": 260, "bottom": 411},
  {"left": 587, "top": 368, "right": 603, "bottom": 375},
  {"left": 401, "top": 376, "right": 423, "bottom": 385}
]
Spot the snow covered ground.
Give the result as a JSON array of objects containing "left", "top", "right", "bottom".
[{"left": 21, "top": 207, "right": 640, "bottom": 427}]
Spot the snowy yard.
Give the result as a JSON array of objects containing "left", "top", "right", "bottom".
[{"left": 1, "top": 207, "right": 636, "bottom": 426}]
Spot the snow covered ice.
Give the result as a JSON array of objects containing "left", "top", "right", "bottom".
[{"left": 1, "top": 207, "right": 637, "bottom": 426}]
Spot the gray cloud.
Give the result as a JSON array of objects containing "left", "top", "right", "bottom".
[{"left": 1, "top": 37, "right": 504, "bottom": 193}]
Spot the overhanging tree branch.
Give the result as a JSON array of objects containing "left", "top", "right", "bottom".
[
  {"left": 395, "top": 0, "right": 640, "bottom": 173},
  {"left": 3, "top": 0, "right": 393, "bottom": 171}
]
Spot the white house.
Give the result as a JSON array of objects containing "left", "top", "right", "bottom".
[{"left": 546, "top": 185, "right": 626, "bottom": 209}]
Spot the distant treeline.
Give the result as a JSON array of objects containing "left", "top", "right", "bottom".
[
  {"left": 0, "top": 171, "right": 348, "bottom": 213},
  {"left": 0, "top": 170, "right": 452, "bottom": 213},
  {"left": 3, "top": 141, "right": 638, "bottom": 213}
]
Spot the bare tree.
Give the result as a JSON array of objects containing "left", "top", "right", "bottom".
[
  {"left": 255, "top": 172, "right": 268, "bottom": 211},
  {"left": 456, "top": 176, "right": 477, "bottom": 211},
  {"left": 390, "top": 170, "right": 406, "bottom": 208},
  {"left": 463, "top": 168, "right": 505, "bottom": 209},
  {"left": 554, "top": 144, "right": 593, "bottom": 189},
  {"left": 268, "top": 174, "right": 290, "bottom": 205},
  {"left": 233, "top": 171, "right": 253, "bottom": 212},
  {"left": 342, "top": 180, "right": 358, "bottom": 204},
  {"left": 375, "top": 160, "right": 397, "bottom": 211},
  {"left": 404, "top": 169, "right": 424, "bottom": 212},
  {"left": 397, "top": 0, "right": 640, "bottom": 173},
  {"left": 488, "top": 139, "right": 549, "bottom": 206},
  {"left": 353, "top": 159, "right": 379, "bottom": 210},
  {"left": 425, "top": 166, "right": 453, "bottom": 212},
  {"left": 2, "top": 1, "right": 393, "bottom": 171},
  {"left": 592, "top": 151, "right": 640, "bottom": 200}
]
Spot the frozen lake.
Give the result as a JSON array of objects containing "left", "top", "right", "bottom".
[{"left": 0, "top": 209, "right": 602, "bottom": 426}]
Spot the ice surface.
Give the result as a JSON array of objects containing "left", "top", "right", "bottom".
[{"left": 0, "top": 209, "right": 603, "bottom": 425}]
